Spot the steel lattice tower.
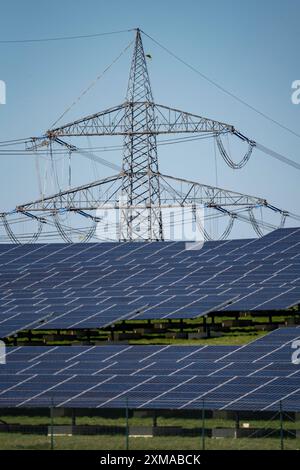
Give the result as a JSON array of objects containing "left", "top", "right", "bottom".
[
  {"left": 121, "top": 29, "right": 163, "bottom": 241},
  {"left": 7, "top": 28, "right": 291, "bottom": 244}
]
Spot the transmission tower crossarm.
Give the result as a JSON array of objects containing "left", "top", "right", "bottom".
[
  {"left": 45, "top": 100, "right": 236, "bottom": 137},
  {"left": 153, "top": 103, "right": 234, "bottom": 134},
  {"left": 15, "top": 169, "right": 270, "bottom": 213},
  {"left": 159, "top": 172, "right": 267, "bottom": 206},
  {"left": 48, "top": 103, "right": 128, "bottom": 137},
  {"left": 16, "top": 173, "right": 123, "bottom": 211}
]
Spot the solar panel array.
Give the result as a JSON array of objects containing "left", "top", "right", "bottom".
[
  {"left": 0, "top": 227, "right": 299, "bottom": 338},
  {"left": 1, "top": 328, "right": 299, "bottom": 411}
]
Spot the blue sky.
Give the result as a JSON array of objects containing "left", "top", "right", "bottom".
[{"left": 0, "top": 0, "right": 299, "bottom": 238}]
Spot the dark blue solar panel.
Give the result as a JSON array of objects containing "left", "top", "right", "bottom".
[
  {"left": 0, "top": 227, "right": 299, "bottom": 337},
  {"left": 0, "top": 328, "right": 300, "bottom": 411}
]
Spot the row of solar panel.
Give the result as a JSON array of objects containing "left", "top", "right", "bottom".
[
  {"left": 0, "top": 227, "right": 298, "bottom": 265},
  {"left": 2, "top": 326, "right": 299, "bottom": 366},
  {"left": 0, "top": 227, "right": 299, "bottom": 337},
  {"left": 0, "top": 374, "right": 299, "bottom": 411},
  {"left": 0, "top": 328, "right": 299, "bottom": 411},
  {"left": 1, "top": 295, "right": 298, "bottom": 338}
]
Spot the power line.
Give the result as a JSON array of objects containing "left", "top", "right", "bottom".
[
  {"left": 0, "top": 29, "right": 134, "bottom": 44},
  {"left": 0, "top": 133, "right": 218, "bottom": 156},
  {"left": 141, "top": 30, "right": 300, "bottom": 140},
  {"left": 1, "top": 133, "right": 299, "bottom": 173},
  {"left": 255, "top": 143, "right": 300, "bottom": 171},
  {"left": 50, "top": 38, "right": 134, "bottom": 128},
  {"left": 0, "top": 138, "right": 32, "bottom": 146}
]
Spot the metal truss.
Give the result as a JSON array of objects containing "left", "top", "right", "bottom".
[
  {"left": 12, "top": 169, "right": 290, "bottom": 243},
  {"left": 120, "top": 29, "right": 163, "bottom": 241},
  {"left": 44, "top": 102, "right": 234, "bottom": 137},
  {"left": 16, "top": 172, "right": 267, "bottom": 212}
]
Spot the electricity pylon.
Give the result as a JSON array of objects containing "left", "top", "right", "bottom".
[
  {"left": 121, "top": 29, "right": 163, "bottom": 241},
  {"left": 6, "top": 28, "right": 290, "bottom": 243}
]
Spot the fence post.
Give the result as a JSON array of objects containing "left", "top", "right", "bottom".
[
  {"left": 50, "top": 397, "right": 54, "bottom": 451},
  {"left": 201, "top": 399, "right": 205, "bottom": 450},
  {"left": 125, "top": 398, "right": 129, "bottom": 450},
  {"left": 235, "top": 411, "right": 240, "bottom": 438},
  {"left": 279, "top": 400, "right": 284, "bottom": 450},
  {"left": 71, "top": 408, "right": 76, "bottom": 427}
]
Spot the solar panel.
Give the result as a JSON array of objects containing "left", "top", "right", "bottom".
[
  {"left": 0, "top": 228, "right": 299, "bottom": 337},
  {"left": 0, "top": 327, "right": 299, "bottom": 411}
]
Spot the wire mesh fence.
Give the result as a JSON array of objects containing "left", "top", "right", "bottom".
[{"left": 0, "top": 398, "right": 299, "bottom": 450}]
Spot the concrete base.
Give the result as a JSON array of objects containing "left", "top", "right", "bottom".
[
  {"left": 212, "top": 428, "right": 236, "bottom": 438},
  {"left": 165, "top": 332, "right": 188, "bottom": 339},
  {"left": 212, "top": 427, "right": 297, "bottom": 439},
  {"left": 48, "top": 425, "right": 73, "bottom": 436},
  {"left": 188, "top": 332, "right": 207, "bottom": 340},
  {"left": 113, "top": 333, "right": 141, "bottom": 341},
  {"left": 129, "top": 426, "right": 153, "bottom": 436}
]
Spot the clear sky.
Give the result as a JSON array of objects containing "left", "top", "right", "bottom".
[{"left": 0, "top": 0, "right": 299, "bottom": 238}]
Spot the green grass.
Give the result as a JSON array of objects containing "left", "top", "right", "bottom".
[
  {"left": 1, "top": 415, "right": 298, "bottom": 430},
  {"left": 6, "top": 330, "right": 269, "bottom": 347},
  {"left": 0, "top": 433, "right": 299, "bottom": 450},
  {"left": 129, "top": 331, "right": 267, "bottom": 346},
  {"left": 6, "top": 312, "right": 299, "bottom": 347}
]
